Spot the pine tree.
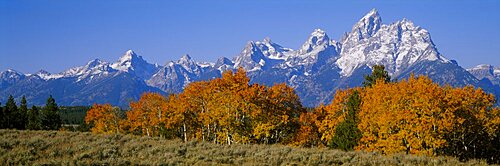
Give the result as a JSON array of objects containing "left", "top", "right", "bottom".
[
  {"left": 0, "top": 102, "right": 4, "bottom": 129},
  {"left": 363, "top": 65, "right": 391, "bottom": 87},
  {"left": 41, "top": 95, "right": 62, "bottom": 130},
  {"left": 27, "top": 106, "right": 41, "bottom": 130},
  {"left": 17, "top": 96, "right": 28, "bottom": 129},
  {"left": 5, "top": 95, "right": 18, "bottom": 129},
  {"left": 330, "top": 90, "right": 362, "bottom": 151}
]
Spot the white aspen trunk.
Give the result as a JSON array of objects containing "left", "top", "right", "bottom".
[
  {"left": 214, "top": 123, "right": 217, "bottom": 144},
  {"left": 183, "top": 122, "right": 187, "bottom": 142},
  {"left": 207, "top": 124, "right": 211, "bottom": 142}
]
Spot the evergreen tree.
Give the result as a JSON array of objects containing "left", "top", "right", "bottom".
[
  {"left": 0, "top": 102, "right": 4, "bottom": 129},
  {"left": 17, "top": 96, "right": 28, "bottom": 129},
  {"left": 363, "top": 65, "right": 391, "bottom": 87},
  {"left": 5, "top": 95, "right": 18, "bottom": 129},
  {"left": 330, "top": 90, "right": 362, "bottom": 151},
  {"left": 41, "top": 95, "right": 62, "bottom": 130},
  {"left": 27, "top": 106, "right": 41, "bottom": 130}
]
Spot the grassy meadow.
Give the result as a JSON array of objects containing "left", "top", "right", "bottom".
[{"left": 0, "top": 129, "right": 489, "bottom": 166}]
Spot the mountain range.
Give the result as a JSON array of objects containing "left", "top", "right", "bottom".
[{"left": 1, "top": 9, "right": 499, "bottom": 107}]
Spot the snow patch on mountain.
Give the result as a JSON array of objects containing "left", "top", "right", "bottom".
[
  {"left": 337, "top": 10, "right": 449, "bottom": 77},
  {"left": 110, "top": 50, "right": 159, "bottom": 79},
  {"left": 35, "top": 70, "right": 63, "bottom": 80},
  {"left": 467, "top": 64, "right": 500, "bottom": 85}
]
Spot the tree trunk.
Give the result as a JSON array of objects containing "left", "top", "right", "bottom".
[{"left": 183, "top": 122, "right": 187, "bottom": 142}]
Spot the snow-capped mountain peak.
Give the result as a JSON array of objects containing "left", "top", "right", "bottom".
[
  {"left": 215, "top": 57, "right": 234, "bottom": 71},
  {"left": 178, "top": 54, "right": 200, "bottom": 73},
  {"left": 215, "top": 57, "right": 234, "bottom": 66},
  {"left": 1, "top": 69, "right": 24, "bottom": 78},
  {"left": 468, "top": 64, "right": 500, "bottom": 77},
  {"left": 179, "top": 54, "right": 193, "bottom": 63},
  {"left": 337, "top": 9, "right": 451, "bottom": 77},
  {"left": 263, "top": 37, "right": 272, "bottom": 44},
  {"left": 233, "top": 41, "right": 267, "bottom": 71},
  {"left": 122, "top": 50, "right": 137, "bottom": 60},
  {"left": 467, "top": 64, "right": 500, "bottom": 85},
  {"left": 112, "top": 49, "right": 143, "bottom": 71},
  {"left": 36, "top": 69, "right": 50, "bottom": 75},
  {"left": 110, "top": 50, "right": 158, "bottom": 79},
  {"left": 468, "top": 64, "right": 494, "bottom": 71},
  {"left": 86, "top": 59, "right": 105, "bottom": 68},
  {"left": 299, "top": 28, "right": 331, "bottom": 54},
  {"left": 257, "top": 37, "right": 293, "bottom": 60},
  {"left": 352, "top": 8, "right": 382, "bottom": 40},
  {"left": 35, "top": 69, "right": 63, "bottom": 80},
  {"left": 0, "top": 69, "right": 26, "bottom": 85}
]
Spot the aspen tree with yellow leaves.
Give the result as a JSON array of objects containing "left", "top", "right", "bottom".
[
  {"left": 84, "top": 104, "right": 123, "bottom": 134},
  {"left": 81, "top": 66, "right": 500, "bottom": 164}
]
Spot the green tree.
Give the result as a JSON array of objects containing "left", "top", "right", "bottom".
[
  {"left": 330, "top": 90, "right": 362, "bottom": 151},
  {"left": 27, "top": 106, "right": 41, "bottom": 130},
  {"left": 0, "top": 102, "right": 4, "bottom": 129},
  {"left": 41, "top": 95, "right": 62, "bottom": 130},
  {"left": 17, "top": 96, "right": 28, "bottom": 129},
  {"left": 363, "top": 65, "right": 391, "bottom": 87},
  {"left": 5, "top": 95, "right": 18, "bottom": 129}
]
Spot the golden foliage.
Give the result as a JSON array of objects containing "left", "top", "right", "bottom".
[
  {"left": 84, "top": 104, "right": 122, "bottom": 134},
  {"left": 83, "top": 67, "right": 500, "bottom": 163}
]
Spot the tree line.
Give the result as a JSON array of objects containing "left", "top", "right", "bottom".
[
  {"left": 84, "top": 66, "right": 500, "bottom": 163},
  {"left": 0, "top": 95, "right": 61, "bottom": 130}
]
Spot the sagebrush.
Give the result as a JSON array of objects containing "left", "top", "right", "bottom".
[{"left": 0, "top": 130, "right": 489, "bottom": 165}]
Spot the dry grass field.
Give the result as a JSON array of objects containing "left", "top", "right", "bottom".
[{"left": 0, "top": 129, "right": 489, "bottom": 165}]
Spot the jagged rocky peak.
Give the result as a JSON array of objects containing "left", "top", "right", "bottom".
[
  {"left": 121, "top": 49, "right": 140, "bottom": 61},
  {"left": 337, "top": 9, "right": 451, "bottom": 77},
  {"left": 352, "top": 8, "right": 382, "bottom": 40},
  {"left": 1, "top": 69, "right": 24, "bottom": 77},
  {"left": 214, "top": 57, "right": 234, "bottom": 71},
  {"left": 78, "top": 58, "right": 111, "bottom": 73},
  {"left": 467, "top": 64, "right": 500, "bottom": 85},
  {"left": 264, "top": 37, "right": 272, "bottom": 43},
  {"left": 179, "top": 54, "right": 193, "bottom": 63},
  {"left": 257, "top": 37, "right": 293, "bottom": 59},
  {"left": 108, "top": 49, "right": 159, "bottom": 80},
  {"left": 0, "top": 69, "right": 26, "bottom": 82},
  {"left": 112, "top": 50, "right": 154, "bottom": 68},
  {"left": 469, "top": 64, "right": 494, "bottom": 71},
  {"left": 178, "top": 54, "right": 202, "bottom": 69},
  {"left": 233, "top": 41, "right": 267, "bottom": 71},
  {"left": 176, "top": 54, "right": 203, "bottom": 73},
  {"left": 396, "top": 18, "right": 417, "bottom": 30},
  {"left": 468, "top": 64, "right": 500, "bottom": 76},
  {"left": 85, "top": 58, "right": 106, "bottom": 68},
  {"left": 111, "top": 49, "right": 149, "bottom": 71},
  {"left": 36, "top": 69, "right": 50, "bottom": 75},
  {"left": 178, "top": 54, "right": 196, "bottom": 68},
  {"left": 35, "top": 69, "right": 54, "bottom": 80},
  {"left": 241, "top": 41, "right": 261, "bottom": 55},
  {"left": 299, "top": 29, "right": 331, "bottom": 54},
  {"left": 215, "top": 57, "right": 234, "bottom": 67}
]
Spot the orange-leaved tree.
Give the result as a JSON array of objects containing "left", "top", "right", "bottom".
[
  {"left": 317, "top": 88, "right": 361, "bottom": 146},
  {"left": 85, "top": 104, "right": 123, "bottom": 134},
  {"left": 357, "top": 76, "right": 455, "bottom": 155},
  {"left": 126, "top": 92, "right": 170, "bottom": 137}
]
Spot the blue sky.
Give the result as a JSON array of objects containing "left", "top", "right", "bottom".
[{"left": 1, "top": 0, "right": 499, "bottom": 73}]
